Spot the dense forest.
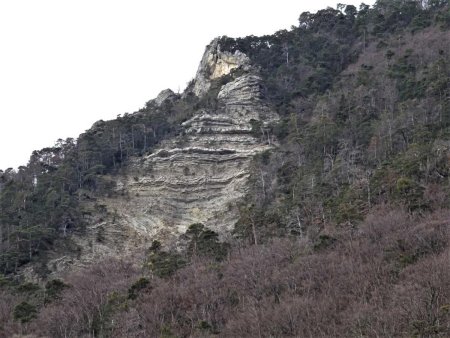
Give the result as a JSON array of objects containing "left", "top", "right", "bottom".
[{"left": 1, "top": 1, "right": 450, "bottom": 337}]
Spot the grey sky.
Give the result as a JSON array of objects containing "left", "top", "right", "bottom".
[{"left": 0, "top": 0, "right": 373, "bottom": 170}]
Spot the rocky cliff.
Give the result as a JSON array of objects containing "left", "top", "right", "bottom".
[
  {"left": 106, "top": 40, "right": 277, "bottom": 240},
  {"left": 45, "top": 38, "right": 279, "bottom": 272},
  {"left": 192, "top": 38, "right": 251, "bottom": 97}
]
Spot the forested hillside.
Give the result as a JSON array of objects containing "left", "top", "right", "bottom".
[{"left": 1, "top": 1, "right": 450, "bottom": 337}]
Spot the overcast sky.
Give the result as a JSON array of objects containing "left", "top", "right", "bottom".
[{"left": 0, "top": 0, "right": 373, "bottom": 170}]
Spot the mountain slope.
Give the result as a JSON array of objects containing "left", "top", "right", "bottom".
[{"left": 0, "top": 1, "right": 449, "bottom": 337}]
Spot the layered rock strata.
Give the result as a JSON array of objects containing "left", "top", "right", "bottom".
[
  {"left": 110, "top": 71, "right": 278, "bottom": 244},
  {"left": 42, "top": 40, "right": 279, "bottom": 275}
]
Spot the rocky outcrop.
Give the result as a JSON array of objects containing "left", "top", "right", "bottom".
[
  {"left": 107, "top": 72, "right": 278, "bottom": 246},
  {"left": 42, "top": 39, "right": 278, "bottom": 275},
  {"left": 154, "top": 89, "right": 179, "bottom": 106},
  {"left": 192, "top": 38, "right": 251, "bottom": 97}
]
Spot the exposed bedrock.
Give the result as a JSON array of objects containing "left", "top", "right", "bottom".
[
  {"left": 41, "top": 42, "right": 280, "bottom": 275},
  {"left": 192, "top": 37, "right": 251, "bottom": 97},
  {"left": 108, "top": 71, "right": 278, "bottom": 245},
  {"left": 43, "top": 40, "right": 281, "bottom": 275}
]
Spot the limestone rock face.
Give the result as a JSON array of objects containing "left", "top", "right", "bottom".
[
  {"left": 43, "top": 39, "right": 279, "bottom": 274},
  {"left": 192, "top": 38, "right": 251, "bottom": 97},
  {"left": 101, "top": 73, "right": 278, "bottom": 248}
]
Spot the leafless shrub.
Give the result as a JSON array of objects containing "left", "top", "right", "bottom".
[{"left": 4, "top": 209, "right": 448, "bottom": 337}]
